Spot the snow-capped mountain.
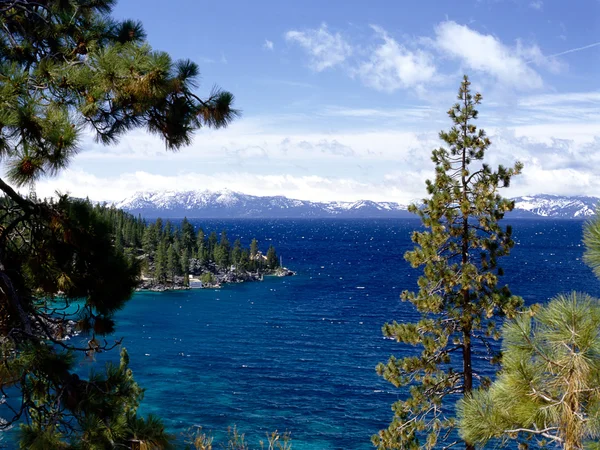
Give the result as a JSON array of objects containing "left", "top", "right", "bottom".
[
  {"left": 510, "top": 195, "right": 598, "bottom": 219},
  {"left": 114, "top": 190, "right": 599, "bottom": 219},
  {"left": 115, "top": 189, "right": 413, "bottom": 218}
]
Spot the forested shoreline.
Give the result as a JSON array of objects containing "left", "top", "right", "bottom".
[{"left": 94, "top": 203, "right": 292, "bottom": 290}]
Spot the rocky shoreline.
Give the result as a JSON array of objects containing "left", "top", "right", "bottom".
[{"left": 136, "top": 265, "right": 296, "bottom": 292}]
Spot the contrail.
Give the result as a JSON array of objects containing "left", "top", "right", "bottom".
[{"left": 549, "top": 41, "right": 600, "bottom": 58}]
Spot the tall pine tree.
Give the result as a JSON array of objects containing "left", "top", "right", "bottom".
[
  {"left": 266, "top": 245, "right": 279, "bottom": 270},
  {"left": 154, "top": 239, "right": 168, "bottom": 283},
  {"left": 196, "top": 228, "right": 207, "bottom": 261},
  {"left": 167, "top": 244, "right": 179, "bottom": 283},
  {"left": 374, "top": 76, "right": 523, "bottom": 449}
]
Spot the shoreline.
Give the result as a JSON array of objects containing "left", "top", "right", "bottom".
[{"left": 135, "top": 267, "right": 296, "bottom": 293}]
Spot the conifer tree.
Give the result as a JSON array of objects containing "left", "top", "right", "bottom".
[
  {"left": 208, "top": 231, "right": 218, "bottom": 260},
  {"left": 142, "top": 223, "right": 158, "bottom": 255},
  {"left": 232, "top": 238, "right": 242, "bottom": 267},
  {"left": 181, "top": 217, "right": 196, "bottom": 253},
  {"left": 213, "top": 244, "right": 229, "bottom": 269},
  {"left": 181, "top": 247, "right": 190, "bottom": 286},
  {"left": 458, "top": 292, "right": 600, "bottom": 450},
  {"left": 266, "top": 245, "right": 279, "bottom": 270},
  {"left": 0, "top": 3, "right": 237, "bottom": 441},
  {"left": 154, "top": 239, "right": 168, "bottom": 283},
  {"left": 239, "top": 249, "right": 250, "bottom": 272},
  {"left": 167, "top": 244, "right": 179, "bottom": 282},
  {"left": 374, "top": 76, "right": 523, "bottom": 449},
  {"left": 115, "top": 229, "right": 124, "bottom": 254},
  {"left": 155, "top": 218, "right": 164, "bottom": 237},
  {"left": 250, "top": 238, "right": 259, "bottom": 259},
  {"left": 250, "top": 238, "right": 259, "bottom": 272},
  {"left": 164, "top": 221, "right": 174, "bottom": 244},
  {"left": 196, "top": 228, "right": 207, "bottom": 261},
  {"left": 220, "top": 230, "right": 231, "bottom": 253}
]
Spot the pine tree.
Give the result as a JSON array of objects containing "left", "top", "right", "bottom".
[
  {"left": 167, "top": 244, "right": 179, "bottom": 283},
  {"left": 239, "top": 249, "right": 250, "bottom": 272},
  {"left": 220, "top": 230, "right": 231, "bottom": 254},
  {"left": 458, "top": 292, "right": 600, "bottom": 449},
  {"left": 249, "top": 238, "right": 259, "bottom": 271},
  {"left": 250, "top": 238, "right": 259, "bottom": 259},
  {"left": 196, "top": 228, "right": 207, "bottom": 261},
  {"left": 181, "top": 217, "right": 196, "bottom": 253},
  {"left": 208, "top": 231, "right": 218, "bottom": 261},
  {"left": 232, "top": 238, "right": 242, "bottom": 267},
  {"left": 154, "top": 239, "right": 168, "bottom": 283},
  {"left": 213, "top": 244, "right": 229, "bottom": 269},
  {"left": 374, "top": 76, "right": 523, "bottom": 450},
  {"left": 164, "top": 221, "right": 174, "bottom": 244},
  {"left": 142, "top": 222, "right": 159, "bottom": 255},
  {"left": 266, "top": 245, "right": 279, "bottom": 270},
  {"left": 115, "top": 229, "right": 124, "bottom": 254},
  {"left": 181, "top": 247, "right": 190, "bottom": 287},
  {"left": 0, "top": 0, "right": 237, "bottom": 440}
]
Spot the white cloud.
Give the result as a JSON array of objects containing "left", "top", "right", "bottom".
[
  {"left": 24, "top": 87, "right": 600, "bottom": 205},
  {"left": 433, "top": 21, "right": 544, "bottom": 89},
  {"left": 321, "top": 105, "right": 438, "bottom": 121},
  {"left": 513, "top": 91, "right": 600, "bottom": 125},
  {"left": 31, "top": 122, "right": 600, "bottom": 203},
  {"left": 285, "top": 22, "right": 560, "bottom": 94},
  {"left": 33, "top": 169, "right": 423, "bottom": 204},
  {"left": 285, "top": 23, "right": 352, "bottom": 71},
  {"left": 511, "top": 123, "right": 600, "bottom": 145},
  {"left": 519, "top": 91, "right": 600, "bottom": 107},
  {"left": 37, "top": 128, "right": 600, "bottom": 204},
  {"left": 263, "top": 39, "right": 274, "bottom": 51},
  {"left": 355, "top": 25, "right": 436, "bottom": 92}
]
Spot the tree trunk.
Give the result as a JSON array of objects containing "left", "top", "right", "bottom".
[
  {"left": 463, "top": 319, "right": 475, "bottom": 450},
  {"left": 461, "top": 94, "right": 476, "bottom": 450}
]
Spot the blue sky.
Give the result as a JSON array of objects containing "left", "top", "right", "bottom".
[{"left": 37, "top": 0, "right": 600, "bottom": 203}]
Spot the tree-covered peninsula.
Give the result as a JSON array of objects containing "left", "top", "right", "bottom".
[{"left": 94, "top": 203, "right": 291, "bottom": 290}]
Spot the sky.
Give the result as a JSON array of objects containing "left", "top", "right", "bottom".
[{"left": 34, "top": 0, "right": 600, "bottom": 204}]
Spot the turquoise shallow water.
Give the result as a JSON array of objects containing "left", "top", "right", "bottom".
[{"left": 3, "top": 219, "right": 599, "bottom": 449}]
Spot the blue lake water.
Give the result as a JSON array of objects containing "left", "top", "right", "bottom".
[{"left": 5, "top": 219, "right": 600, "bottom": 449}]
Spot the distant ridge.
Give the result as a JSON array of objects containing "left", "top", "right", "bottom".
[
  {"left": 115, "top": 190, "right": 598, "bottom": 219},
  {"left": 510, "top": 194, "right": 598, "bottom": 219}
]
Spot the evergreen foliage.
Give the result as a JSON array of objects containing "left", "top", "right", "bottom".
[
  {"left": 196, "top": 228, "right": 207, "bottom": 261},
  {"left": 459, "top": 209, "right": 600, "bottom": 449},
  {"left": 167, "top": 244, "right": 179, "bottom": 282},
  {"left": 0, "top": 0, "right": 237, "bottom": 447},
  {"left": 583, "top": 215, "right": 600, "bottom": 279},
  {"left": 200, "top": 272, "right": 216, "bottom": 285},
  {"left": 250, "top": 238, "right": 259, "bottom": 259},
  {"left": 93, "top": 206, "right": 280, "bottom": 285},
  {"left": 374, "top": 76, "right": 523, "bottom": 449},
  {"left": 458, "top": 292, "right": 600, "bottom": 450},
  {"left": 266, "top": 245, "right": 280, "bottom": 270},
  {"left": 154, "top": 239, "right": 168, "bottom": 283}
]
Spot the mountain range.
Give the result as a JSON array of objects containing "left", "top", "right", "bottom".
[{"left": 114, "top": 190, "right": 599, "bottom": 219}]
